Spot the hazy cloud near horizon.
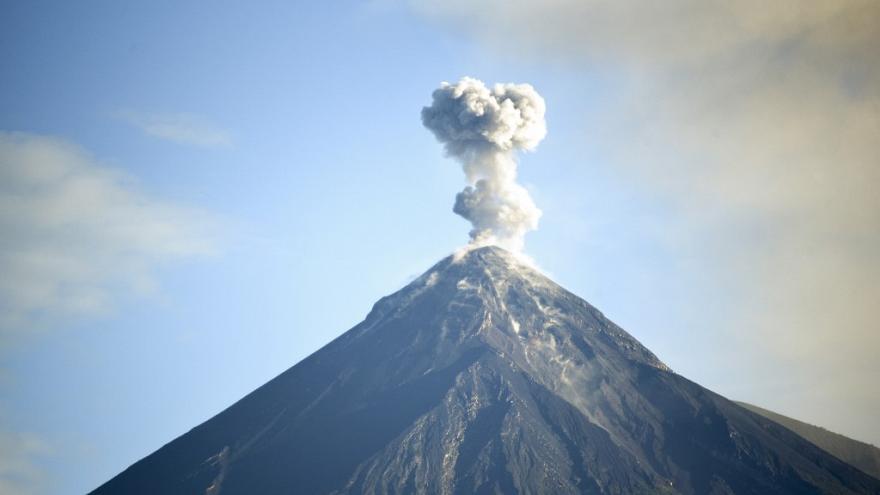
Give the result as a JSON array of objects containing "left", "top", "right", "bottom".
[
  {"left": 0, "top": 132, "right": 216, "bottom": 338},
  {"left": 119, "top": 111, "right": 233, "bottom": 149},
  {"left": 416, "top": 0, "right": 880, "bottom": 443},
  {"left": 0, "top": 428, "right": 50, "bottom": 495}
]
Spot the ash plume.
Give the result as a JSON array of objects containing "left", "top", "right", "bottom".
[{"left": 422, "top": 77, "right": 546, "bottom": 252}]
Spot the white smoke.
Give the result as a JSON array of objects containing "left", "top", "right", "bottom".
[{"left": 422, "top": 77, "right": 546, "bottom": 252}]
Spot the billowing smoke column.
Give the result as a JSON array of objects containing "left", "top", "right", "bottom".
[{"left": 421, "top": 77, "right": 546, "bottom": 252}]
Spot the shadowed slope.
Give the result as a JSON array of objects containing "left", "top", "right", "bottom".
[{"left": 736, "top": 401, "right": 880, "bottom": 481}]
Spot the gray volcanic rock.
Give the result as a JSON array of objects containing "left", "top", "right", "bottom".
[
  {"left": 91, "top": 246, "right": 880, "bottom": 494},
  {"left": 736, "top": 401, "right": 880, "bottom": 481}
]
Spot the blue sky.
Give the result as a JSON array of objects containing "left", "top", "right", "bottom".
[{"left": 2, "top": 1, "right": 878, "bottom": 493}]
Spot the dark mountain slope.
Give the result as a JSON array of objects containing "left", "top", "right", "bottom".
[
  {"left": 91, "top": 246, "right": 880, "bottom": 494},
  {"left": 736, "top": 401, "right": 880, "bottom": 481}
]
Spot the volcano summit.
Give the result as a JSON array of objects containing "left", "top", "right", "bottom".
[{"left": 91, "top": 247, "right": 880, "bottom": 494}]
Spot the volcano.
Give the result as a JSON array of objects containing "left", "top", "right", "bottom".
[{"left": 91, "top": 246, "right": 880, "bottom": 494}]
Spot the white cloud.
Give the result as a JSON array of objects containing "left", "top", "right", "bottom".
[
  {"left": 0, "top": 132, "right": 216, "bottom": 337},
  {"left": 120, "top": 111, "right": 232, "bottom": 148},
  {"left": 0, "top": 429, "right": 51, "bottom": 495}
]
